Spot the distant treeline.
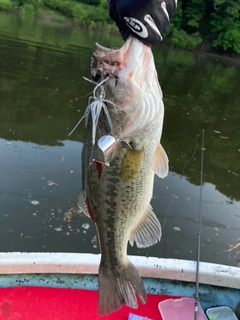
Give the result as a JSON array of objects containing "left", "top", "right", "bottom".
[
  {"left": 0, "top": 0, "right": 240, "bottom": 54},
  {"left": 168, "top": 0, "right": 240, "bottom": 54}
]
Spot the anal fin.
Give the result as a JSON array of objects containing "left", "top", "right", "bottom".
[
  {"left": 129, "top": 205, "right": 162, "bottom": 248},
  {"left": 152, "top": 143, "right": 169, "bottom": 178}
]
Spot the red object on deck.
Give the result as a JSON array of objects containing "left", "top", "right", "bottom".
[{"left": 0, "top": 286, "right": 178, "bottom": 319}]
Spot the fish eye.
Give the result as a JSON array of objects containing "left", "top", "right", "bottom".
[{"left": 92, "top": 69, "right": 101, "bottom": 82}]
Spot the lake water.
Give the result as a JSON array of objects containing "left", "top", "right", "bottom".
[{"left": 0, "top": 11, "right": 239, "bottom": 267}]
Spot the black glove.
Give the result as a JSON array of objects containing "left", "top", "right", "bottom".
[{"left": 107, "top": 0, "right": 177, "bottom": 46}]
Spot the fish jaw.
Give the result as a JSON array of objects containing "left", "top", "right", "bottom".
[
  {"left": 93, "top": 36, "right": 164, "bottom": 138},
  {"left": 94, "top": 36, "right": 154, "bottom": 85}
]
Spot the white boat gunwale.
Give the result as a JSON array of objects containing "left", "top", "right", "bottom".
[
  {"left": 0, "top": 252, "right": 239, "bottom": 314},
  {"left": 0, "top": 252, "right": 239, "bottom": 290}
]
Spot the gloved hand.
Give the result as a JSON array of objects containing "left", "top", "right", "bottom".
[{"left": 107, "top": 0, "right": 177, "bottom": 46}]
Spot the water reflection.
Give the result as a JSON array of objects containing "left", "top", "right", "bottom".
[{"left": 0, "top": 12, "right": 239, "bottom": 266}]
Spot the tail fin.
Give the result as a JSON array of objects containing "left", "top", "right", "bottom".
[{"left": 98, "top": 260, "right": 146, "bottom": 315}]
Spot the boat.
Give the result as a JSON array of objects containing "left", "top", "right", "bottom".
[{"left": 0, "top": 252, "right": 239, "bottom": 319}]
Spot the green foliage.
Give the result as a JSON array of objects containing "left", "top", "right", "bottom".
[
  {"left": 164, "top": 0, "right": 240, "bottom": 53},
  {"left": 43, "top": 0, "right": 73, "bottom": 16},
  {"left": 184, "top": 0, "right": 206, "bottom": 30},
  {"left": 2, "top": 0, "right": 240, "bottom": 54},
  {"left": 171, "top": 29, "right": 202, "bottom": 49},
  {"left": 212, "top": 24, "right": 240, "bottom": 53},
  {"left": 20, "top": 0, "right": 43, "bottom": 9},
  {"left": 48, "top": 9, "right": 65, "bottom": 21},
  {"left": 8, "top": 0, "right": 21, "bottom": 8},
  {"left": 20, "top": 3, "right": 35, "bottom": 14},
  {"left": 168, "top": 0, "right": 183, "bottom": 31},
  {"left": 210, "top": 0, "right": 240, "bottom": 53},
  {"left": 99, "top": 0, "right": 107, "bottom": 9},
  {"left": 72, "top": 3, "right": 88, "bottom": 24},
  {"left": 41, "top": 0, "right": 112, "bottom": 26},
  {"left": 166, "top": 1, "right": 203, "bottom": 50},
  {"left": 82, "top": 4, "right": 110, "bottom": 24},
  {"left": 0, "top": 0, "right": 12, "bottom": 10}
]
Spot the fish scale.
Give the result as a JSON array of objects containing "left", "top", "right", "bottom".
[{"left": 78, "top": 36, "right": 169, "bottom": 315}]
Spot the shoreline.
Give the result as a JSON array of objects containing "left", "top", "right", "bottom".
[
  {"left": 0, "top": 7, "right": 240, "bottom": 61},
  {"left": 1, "top": 0, "right": 240, "bottom": 56}
]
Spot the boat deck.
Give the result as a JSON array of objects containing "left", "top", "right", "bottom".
[
  {"left": 0, "top": 286, "right": 176, "bottom": 319},
  {"left": 0, "top": 253, "right": 239, "bottom": 319}
]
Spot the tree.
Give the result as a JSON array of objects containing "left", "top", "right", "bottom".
[
  {"left": 183, "top": 0, "right": 206, "bottom": 31},
  {"left": 211, "top": 0, "right": 240, "bottom": 53}
]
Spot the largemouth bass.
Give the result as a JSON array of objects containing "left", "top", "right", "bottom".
[{"left": 78, "top": 36, "right": 168, "bottom": 315}]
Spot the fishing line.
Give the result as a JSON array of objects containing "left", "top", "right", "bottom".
[
  {"left": 194, "top": 129, "right": 205, "bottom": 320},
  {"left": 69, "top": 75, "right": 136, "bottom": 140},
  {"left": 145, "top": 131, "right": 203, "bottom": 259},
  {"left": 68, "top": 77, "right": 109, "bottom": 137}
]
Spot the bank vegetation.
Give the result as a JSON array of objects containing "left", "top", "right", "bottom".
[{"left": 0, "top": 0, "right": 239, "bottom": 54}]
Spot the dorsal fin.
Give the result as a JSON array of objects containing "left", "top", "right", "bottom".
[
  {"left": 129, "top": 205, "right": 162, "bottom": 248},
  {"left": 152, "top": 143, "right": 169, "bottom": 178}
]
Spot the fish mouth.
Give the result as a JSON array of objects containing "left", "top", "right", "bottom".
[
  {"left": 91, "top": 36, "right": 152, "bottom": 83},
  {"left": 90, "top": 45, "right": 122, "bottom": 81},
  {"left": 88, "top": 36, "right": 162, "bottom": 139}
]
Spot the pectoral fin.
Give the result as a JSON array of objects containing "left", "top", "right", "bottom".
[
  {"left": 129, "top": 205, "right": 162, "bottom": 248},
  {"left": 152, "top": 143, "right": 169, "bottom": 178}
]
